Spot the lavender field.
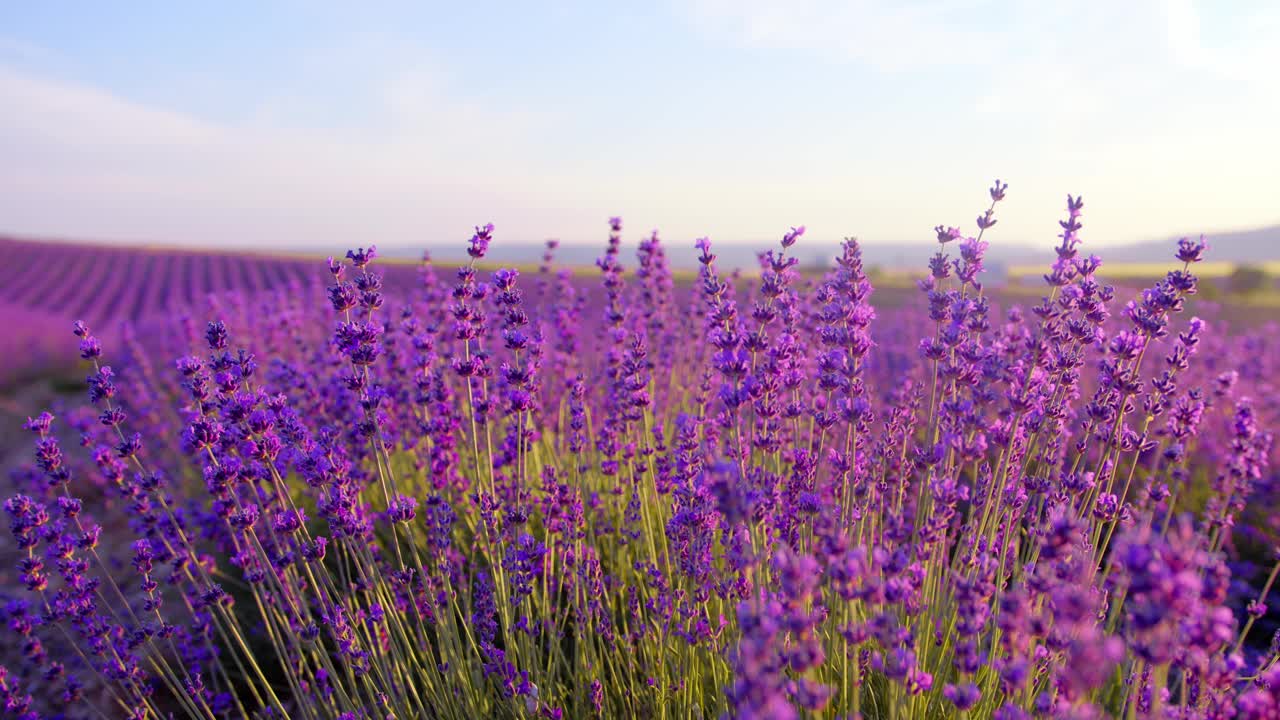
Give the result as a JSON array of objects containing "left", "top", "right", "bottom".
[
  {"left": 0, "top": 184, "right": 1276, "bottom": 719},
  {"left": 0, "top": 237, "right": 441, "bottom": 389}
]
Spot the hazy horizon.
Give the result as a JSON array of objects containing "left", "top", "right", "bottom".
[
  {"left": 7, "top": 221, "right": 1276, "bottom": 271},
  {"left": 3, "top": 219, "right": 1274, "bottom": 255}
]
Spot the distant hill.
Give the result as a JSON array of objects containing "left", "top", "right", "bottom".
[
  {"left": 1096, "top": 226, "right": 1280, "bottom": 264},
  {"left": 801, "top": 224, "right": 1280, "bottom": 272}
]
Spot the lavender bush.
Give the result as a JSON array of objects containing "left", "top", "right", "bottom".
[{"left": 2, "top": 184, "right": 1277, "bottom": 719}]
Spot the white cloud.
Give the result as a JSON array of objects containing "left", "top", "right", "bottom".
[
  {"left": 685, "top": 0, "right": 1002, "bottom": 71},
  {"left": 0, "top": 62, "right": 564, "bottom": 248},
  {"left": 2, "top": 65, "right": 221, "bottom": 149},
  {"left": 685, "top": 0, "right": 1279, "bottom": 122},
  {"left": 681, "top": 0, "right": 1280, "bottom": 234}
]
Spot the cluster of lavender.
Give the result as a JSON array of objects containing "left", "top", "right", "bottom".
[{"left": 2, "top": 184, "right": 1277, "bottom": 719}]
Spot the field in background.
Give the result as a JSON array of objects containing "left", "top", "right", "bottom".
[
  {"left": 1011, "top": 260, "right": 1280, "bottom": 279},
  {"left": 1007, "top": 260, "right": 1280, "bottom": 308},
  {"left": 0, "top": 236, "right": 434, "bottom": 389},
  {"left": 4, "top": 235, "right": 1276, "bottom": 389}
]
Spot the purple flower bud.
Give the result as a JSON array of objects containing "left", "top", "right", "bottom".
[
  {"left": 695, "top": 236, "right": 716, "bottom": 265},
  {"left": 345, "top": 246, "right": 377, "bottom": 268},
  {"left": 302, "top": 536, "right": 328, "bottom": 562},
  {"left": 935, "top": 225, "right": 962, "bottom": 244},
  {"left": 493, "top": 268, "right": 519, "bottom": 291},
  {"left": 1176, "top": 235, "right": 1207, "bottom": 263},
  {"left": 78, "top": 334, "right": 102, "bottom": 360},
  {"left": 22, "top": 413, "right": 53, "bottom": 435},
  {"left": 205, "top": 321, "right": 229, "bottom": 350},
  {"left": 388, "top": 496, "right": 418, "bottom": 524},
  {"left": 56, "top": 497, "right": 81, "bottom": 519},
  {"left": 943, "top": 682, "right": 981, "bottom": 710},
  {"left": 468, "top": 223, "right": 495, "bottom": 259},
  {"left": 781, "top": 225, "right": 805, "bottom": 248}
]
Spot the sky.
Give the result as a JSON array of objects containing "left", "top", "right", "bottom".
[{"left": 1, "top": 1, "right": 1278, "bottom": 255}]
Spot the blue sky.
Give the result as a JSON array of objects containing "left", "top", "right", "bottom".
[{"left": 1, "top": 1, "right": 1277, "bottom": 253}]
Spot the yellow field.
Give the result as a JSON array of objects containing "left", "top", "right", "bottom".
[{"left": 1008, "top": 260, "right": 1280, "bottom": 280}]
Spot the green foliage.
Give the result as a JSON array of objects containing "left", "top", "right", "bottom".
[
  {"left": 1197, "top": 277, "right": 1221, "bottom": 302},
  {"left": 1230, "top": 264, "right": 1270, "bottom": 295}
]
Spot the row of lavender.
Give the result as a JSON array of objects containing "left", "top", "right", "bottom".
[
  {"left": 2, "top": 185, "right": 1278, "bottom": 719},
  {"left": 0, "top": 237, "right": 433, "bottom": 386}
]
